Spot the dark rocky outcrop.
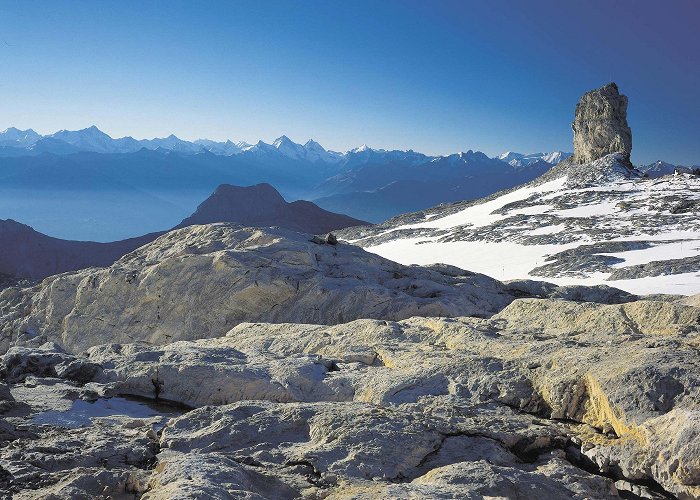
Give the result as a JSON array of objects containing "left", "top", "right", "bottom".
[{"left": 176, "top": 183, "right": 366, "bottom": 235}]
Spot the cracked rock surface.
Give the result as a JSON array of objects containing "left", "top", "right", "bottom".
[{"left": 1, "top": 294, "right": 698, "bottom": 498}]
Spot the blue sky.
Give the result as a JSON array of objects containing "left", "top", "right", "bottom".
[{"left": 1, "top": 0, "right": 698, "bottom": 164}]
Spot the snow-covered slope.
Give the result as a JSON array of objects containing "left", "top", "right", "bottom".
[{"left": 340, "top": 154, "right": 700, "bottom": 295}]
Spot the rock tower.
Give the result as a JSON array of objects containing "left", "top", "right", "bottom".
[{"left": 572, "top": 82, "right": 632, "bottom": 164}]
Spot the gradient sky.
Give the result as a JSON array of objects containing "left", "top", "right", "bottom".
[{"left": 1, "top": 0, "right": 698, "bottom": 164}]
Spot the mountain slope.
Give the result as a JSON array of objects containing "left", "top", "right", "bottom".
[
  {"left": 0, "top": 219, "right": 158, "bottom": 281},
  {"left": 0, "top": 184, "right": 367, "bottom": 282},
  {"left": 177, "top": 183, "right": 367, "bottom": 234},
  {"left": 339, "top": 153, "right": 700, "bottom": 295},
  {"left": 314, "top": 154, "right": 553, "bottom": 222},
  {"left": 339, "top": 83, "right": 700, "bottom": 295}
]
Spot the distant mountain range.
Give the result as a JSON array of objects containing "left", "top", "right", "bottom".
[
  {"left": 496, "top": 151, "right": 572, "bottom": 167},
  {"left": 0, "top": 125, "right": 579, "bottom": 238},
  {"left": 637, "top": 160, "right": 700, "bottom": 178},
  {"left": 0, "top": 126, "right": 571, "bottom": 169},
  {"left": 0, "top": 126, "right": 431, "bottom": 165},
  {"left": 0, "top": 183, "right": 366, "bottom": 282},
  {"left": 313, "top": 151, "right": 557, "bottom": 222}
]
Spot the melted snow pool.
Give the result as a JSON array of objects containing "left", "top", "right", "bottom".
[{"left": 31, "top": 396, "right": 183, "bottom": 429}]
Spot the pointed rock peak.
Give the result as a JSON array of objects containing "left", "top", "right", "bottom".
[
  {"left": 351, "top": 144, "right": 371, "bottom": 153},
  {"left": 304, "top": 139, "right": 325, "bottom": 150},
  {"left": 572, "top": 82, "right": 632, "bottom": 165},
  {"left": 273, "top": 135, "right": 295, "bottom": 147}
]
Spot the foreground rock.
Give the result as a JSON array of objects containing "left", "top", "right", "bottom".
[
  {"left": 572, "top": 82, "right": 632, "bottom": 165},
  {"left": 1, "top": 294, "right": 698, "bottom": 498},
  {"left": 0, "top": 223, "right": 636, "bottom": 354}
]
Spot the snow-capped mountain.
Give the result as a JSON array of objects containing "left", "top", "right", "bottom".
[
  {"left": 272, "top": 135, "right": 307, "bottom": 160},
  {"left": 50, "top": 125, "right": 136, "bottom": 154},
  {"left": 139, "top": 134, "right": 205, "bottom": 153},
  {"left": 338, "top": 153, "right": 700, "bottom": 295},
  {"left": 303, "top": 139, "right": 343, "bottom": 163},
  {"left": 496, "top": 151, "right": 572, "bottom": 167},
  {"left": 312, "top": 149, "right": 553, "bottom": 222},
  {"left": 193, "top": 139, "right": 242, "bottom": 156},
  {"left": 0, "top": 127, "right": 42, "bottom": 148},
  {"left": 638, "top": 160, "right": 678, "bottom": 178}
]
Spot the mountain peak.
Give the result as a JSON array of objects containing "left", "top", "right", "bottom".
[
  {"left": 0, "top": 218, "right": 34, "bottom": 233},
  {"left": 177, "top": 183, "right": 366, "bottom": 233},
  {"left": 304, "top": 139, "right": 325, "bottom": 150},
  {"left": 0, "top": 127, "right": 42, "bottom": 146}
]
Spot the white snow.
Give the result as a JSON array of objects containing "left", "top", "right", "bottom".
[
  {"left": 553, "top": 201, "right": 619, "bottom": 218},
  {"left": 605, "top": 240, "right": 700, "bottom": 268},
  {"left": 366, "top": 239, "right": 578, "bottom": 282},
  {"left": 361, "top": 170, "right": 700, "bottom": 296},
  {"left": 393, "top": 177, "right": 567, "bottom": 231}
]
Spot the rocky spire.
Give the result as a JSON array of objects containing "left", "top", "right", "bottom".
[{"left": 572, "top": 82, "right": 632, "bottom": 164}]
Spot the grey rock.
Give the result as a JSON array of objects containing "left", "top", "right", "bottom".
[
  {"left": 608, "top": 254, "right": 700, "bottom": 281},
  {"left": 572, "top": 82, "right": 632, "bottom": 164},
  {"left": 0, "top": 223, "right": 517, "bottom": 354},
  {"left": 3, "top": 294, "right": 700, "bottom": 498}
]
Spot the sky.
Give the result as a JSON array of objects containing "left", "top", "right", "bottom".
[{"left": 0, "top": 0, "right": 698, "bottom": 165}]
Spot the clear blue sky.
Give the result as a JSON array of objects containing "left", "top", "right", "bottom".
[{"left": 1, "top": 0, "right": 698, "bottom": 164}]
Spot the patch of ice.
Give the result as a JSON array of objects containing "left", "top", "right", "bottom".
[{"left": 32, "top": 397, "right": 182, "bottom": 429}]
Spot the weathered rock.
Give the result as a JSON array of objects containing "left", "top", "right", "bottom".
[
  {"left": 0, "top": 223, "right": 518, "bottom": 354},
  {"left": 0, "top": 342, "right": 101, "bottom": 384},
  {"left": 142, "top": 451, "right": 299, "bottom": 500},
  {"left": 572, "top": 82, "right": 632, "bottom": 164},
  {"left": 0, "top": 295, "right": 687, "bottom": 497},
  {"left": 2, "top": 271, "right": 699, "bottom": 498}
]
